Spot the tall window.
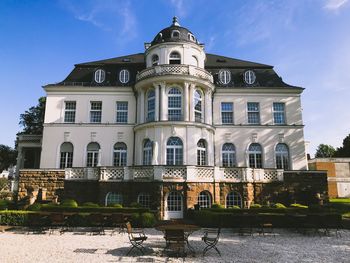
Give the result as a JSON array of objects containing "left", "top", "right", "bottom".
[
  {"left": 273, "top": 103, "right": 286, "bottom": 125},
  {"left": 194, "top": 90, "right": 203, "bottom": 122},
  {"left": 168, "top": 87, "right": 182, "bottom": 121},
  {"left": 64, "top": 101, "right": 76, "bottom": 123},
  {"left": 226, "top": 191, "right": 242, "bottom": 208},
  {"left": 166, "top": 137, "right": 183, "bottom": 165},
  {"left": 275, "top": 143, "right": 290, "bottom": 170},
  {"left": 116, "top": 102, "right": 128, "bottom": 123},
  {"left": 147, "top": 90, "right": 155, "bottom": 122},
  {"left": 247, "top": 102, "right": 260, "bottom": 124},
  {"left": 94, "top": 69, "right": 105, "bottom": 83},
  {"left": 248, "top": 143, "right": 262, "bottom": 168},
  {"left": 167, "top": 191, "right": 182, "bottom": 211},
  {"left": 119, "top": 69, "right": 130, "bottom": 84},
  {"left": 152, "top": 54, "right": 159, "bottom": 66},
  {"left": 169, "top": 51, "right": 181, "bottom": 64},
  {"left": 105, "top": 192, "right": 123, "bottom": 206},
  {"left": 198, "top": 191, "right": 211, "bottom": 208},
  {"left": 90, "top": 101, "right": 102, "bottom": 123},
  {"left": 113, "top": 142, "right": 127, "bottom": 166},
  {"left": 197, "top": 139, "right": 207, "bottom": 165},
  {"left": 86, "top": 142, "right": 100, "bottom": 167},
  {"left": 222, "top": 143, "right": 236, "bottom": 167},
  {"left": 221, "top": 102, "right": 233, "bottom": 124},
  {"left": 143, "top": 139, "right": 153, "bottom": 165},
  {"left": 60, "top": 142, "right": 73, "bottom": 169},
  {"left": 137, "top": 193, "right": 151, "bottom": 208}
]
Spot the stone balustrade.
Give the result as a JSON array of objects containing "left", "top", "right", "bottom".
[
  {"left": 65, "top": 166, "right": 284, "bottom": 183},
  {"left": 136, "top": 64, "right": 213, "bottom": 82}
]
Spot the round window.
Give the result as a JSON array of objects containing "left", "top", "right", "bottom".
[
  {"left": 218, "top": 70, "right": 231, "bottom": 85},
  {"left": 94, "top": 69, "right": 105, "bottom": 83},
  {"left": 119, "top": 69, "right": 130, "bottom": 84},
  {"left": 244, "top": 70, "right": 256, "bottom": 85}
]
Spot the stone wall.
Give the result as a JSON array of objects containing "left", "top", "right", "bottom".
[{"left": 18, "top": 169, "right": 65, "bottom": 202}]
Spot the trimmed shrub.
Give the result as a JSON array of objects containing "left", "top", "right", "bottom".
[
  {"left": 130, "top": 202, "right": 142, "bottom": 208},
  {"left": 140, "top": 212, "right": 156, "bottom": 227},
  {"left": 61, "top": 199, "right": 78, "bottom": 208},
  {"left": 111, "top": 203, "right": 123, "bottom": 208},
  {"left": 250, "top": 204, "right": 262, "bottom": 209},
  {"left": 27, "top": 203, "right": 42, "bottom": 211},
  {"left": 0, "top": 199, "right": 10, "bottom": 210},
  {"left": 40, "top": 205, "right": 149, "bottom": 214},
  {"left": 131, "top": 213, "right": 141, "bottom": 226},
  {"left": 228, "top": 205, "right": 241, "bottom": 209},
  {"left": 273, "top": 203, "right": 287, "bottom": 209},
  {"left": 82, "top": 202, "right": 99, "bottom": 208},
  {"left": 0, "top": 211, "right": 32, "bottom": 225},
  {"left": 211, "top": 203, "right": 225, "bottom": 209},
  {"left": 290, "top": 203, "right": 308, "bottom": 209}
]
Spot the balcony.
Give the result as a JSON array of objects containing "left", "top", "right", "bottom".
[
  {"left": 65, "top": 166, "right": 284, "bottom": 183},
  {"left": 136, "top": 65, "right": 213, "bottom": 83}
]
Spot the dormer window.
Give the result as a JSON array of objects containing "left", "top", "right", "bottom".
[
  {"left": 244, "top": 70, "right": 256, "bottom": 85},
  {"left": 171, "top": 30, "right": 180, "bottom": 38},
  {"left": 94, "top": 69, "right": 105, "bottom": 83},
  {"left": 218, "top": 70, "right": 231, "bottom": 85},
  {"left": 169, "top": 51, "right": 181, "bottom": 64},
  {"left": 187, "top": 33, "right": 195, "bottom": 42},
  {"left": 119, "top": 69, "right": 130, "bottom": 84},
  {"left": 152, "top": 54, "right": 159, "bottom": 66}
]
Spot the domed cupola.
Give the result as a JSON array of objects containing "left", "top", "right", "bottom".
[{"left": 151, "top": 17, "right": 198, "bottom": 46}]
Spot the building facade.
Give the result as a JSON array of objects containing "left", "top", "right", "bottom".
[{"left": 38, "top": 18, "right": 309, "bottom": 219}]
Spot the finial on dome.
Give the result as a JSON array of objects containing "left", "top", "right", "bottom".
[{"left": 172, "top": 16, "right": 180, "bottom": 26}]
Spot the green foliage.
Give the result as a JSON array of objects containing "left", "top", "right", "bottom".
[
  {"left": 334, "top": 134, "right": 350, "bottom": 157},
  {"left": 290, "top": 203, "right": 308, "bottom": 209},
  {"left": 0, "top": 211, "right": 32, "bottom": 225},
  {"left": 131, "top": 213, "right": 140, "bottom": 226},
  {"left": 82, "top": 202, "right": 99, "bottom": 207},
  {"left": 250, "top": 204, "right": 262, "bottom": 208},
  {"left": 110, "top": 203, "right": 123, "bottom": 208},
  {"left": 273, "top": 203, "right": 287, "bottom": 209},
  {"left": 130, "top": 202, "right": 142, "bottom": 208},
  {"left": 330, "top": 198, "right": 350, "bottom": 203},
  {"left": 27, "top": 203, "right": 42, "bottom": 211},
  {"left": 228, "top": 205, "right": 241, "bottom": 209},
  {"left": 0, "top": 199, "right": 10, "bottom": 210},
  {"left": 19, "top": 97, "right": 46, "bottom": 135},
  {"left": 40, "top": 205, "right": 149, "bottom": 214},
  {"left": 140, "top": 212, "right": 156, "bottom": 227},
  {"left": 0, "top": 145, "right": 17, "bottom": 172},
  {"left": 60, "top": 199, "right": 78, "bottom": 208},
  {"left": 211, "top": 203, "right": 225, "bottom": 209},
  {"left": 315, "top": 144, "right": 336, "bottom": 158},
  {"left": 66, "top": 214, "right": 89, "bottom": 227}
]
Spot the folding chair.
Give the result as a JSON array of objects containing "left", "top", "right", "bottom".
[
  {"left": 125, "top": 222, "right": 148, "bottom": 255},
  {"left": 202, "top": 228, "right": 221, "bottom": 256}
]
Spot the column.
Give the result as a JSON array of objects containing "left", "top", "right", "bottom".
[
  {"left": 183, "top": 82, "right": 189, "bottom": 121},
  {"left": 153, "top": 83, "right": 160, "bottom": 121},
  {"left": 205, "top": 90, "right": 212, "bottom": 124},
  {"left": 160, "top": 82, "right": 167, "bottom": 121},
  {"left": 140, "top": 89, "right": 145, "bottom": 123},
  {"left": 136, "top": 91, "right": 141, "bottom": 124},
  {"left": 189, "top": 83, "right": 195, "bottom": 122}
]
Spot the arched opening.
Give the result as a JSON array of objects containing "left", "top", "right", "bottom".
[
  {"left": 165, "top": 191, "right": 183, "bottom": 219},
  {"left": 197, "top": 139, "right": 207, "bottom": 165},
  {"left": 113, "top": 142, "right": 127, "bottom": 166},
  {"left": 197, "top": 191, "right": 212, "bottom": 208},
  {"left": 226, "top": 191, "right": 242, "bottom": 208},
  {"left": 222, "top": 143, "right": 236, "bottom": 167},
  {"left": 137, "top": 193, "right": 151, "bottom": 208},
  {"left": 169, "top": 51, "right": 181, "bottom": 64},
  {"left": 194, "top": 89, "right": 203, "bottom": 123},
  {"left": 60, "top": 142, "right": 73, "bottom": 169},
  {"left": 248, "top": 143, "right": 262, "bottom": 168},
  {"left": 86, "top": 142, "right": 100, "bottom": 167},
  {"left": 166, "top": 137, "right": 183, "bottom": 165},
  {"left": 105, "top": 192, "right": 123, "bottom": 206},
  {"left": 143, "top": 139, "right": 153, "bottom": 165},
  {"left": 151, "top": 54, "right": 159, "bottom": 66},
  {"left": 275, "top": 143, "right": 290, "bottom": 170}
]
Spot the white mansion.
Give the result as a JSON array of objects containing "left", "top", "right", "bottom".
[{"left": 37, "top": 17, "right": 308, "bottom": 219}]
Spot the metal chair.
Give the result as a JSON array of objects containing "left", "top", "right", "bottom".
[
  {"left": 202, "top": 228, "right": 221, "bottom": 256},
  {"left": 125, "top": 222, "right": 148, "bottom": 255}
]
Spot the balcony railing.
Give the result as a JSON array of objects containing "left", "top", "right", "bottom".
[
  {"left": 65, "top": 166, "right": 284, "bottom": 183},
  {"left": 136, "top": 65, "right": 213, "bottom": 83}
]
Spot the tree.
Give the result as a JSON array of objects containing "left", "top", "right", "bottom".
[
  {"left": 315, "top": 144, "right": 336, "bottom": 158},
  {"left": 335, "top": 134, "right": 350, "bottom": 157},
  {"left": 19, "top": 97, "right": 46, "bottom": 135},
  {"left": 0, "top": 145, "right": 17, "bottom": 171}
]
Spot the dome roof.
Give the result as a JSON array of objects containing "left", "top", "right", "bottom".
[{"left": 151, "top": 17, "right": 198, "bottom": 46}]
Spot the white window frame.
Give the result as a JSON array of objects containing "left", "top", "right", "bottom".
[
  {"left": 105, "top": 192, "right": 123, "bottom": 206},
  {"left": 151, "top": 54, "right": 159, "bottom": 66},
  {"left": 90, "top": 101, "right": 102, "bottom": 123},
  {"left": 247, "top": 102, "right": 260, "bottom": 125},
  {"left": 94, "top": 69, "right": 105, "bottom": 83},
  {"left": 197, "top": 139, "right": 207, "bottom": 166},
  {"left": 169, "top": 51, "right": 181, "bottom": 64},
  {"left": 86, "top": 142, "right": 100, "bottom": 167},
  {"left": 116, "top": 101, "right": 128, "bottom": 123},
  {"left": 273, "top": 102, "right": 286, "bottom": 125},
  {"left": 64, "top": 101, "right": 76, "bottom": 123},
  {"left": 113, "top": 142, "right": 127, "bottom": 167},
  {"left": 194, "top": 90, "right": 203, "bottom": 123},
  {"left": 221, "top": 102, "right": 233, "bottom": 124},
  {"left": 222, "top": 143, "right": 236, "bottom": 167},
  {"left": 248, "top": 143, "right": 263, "bottom": 168},
  {"left": 147, "top": 90, "right": 155, "bottom": 122},
  {"left": 219, "top": 70, "right": 231, "bottom": 85},
  {"left": 137, "top": 193, "right": 151, "bottom": 208},
  {"left": 166, "top": 137, "right": 183, "bottom": 165},
  {"left": 119, "top": 69, "right": 130, "bottom": 84},
  {"left": 197, "top": 191, "right": 212, "bottom": 208},
  {"left": 59, "top": 142, "right": 73, "bottom": 169},
  {"left": 244, "top": 70, "right": 256, "bottom": 85},
  {"left": 168, "top": 87, "right": 182, "bottom": 121},
  {"left": 275, "top": 143, "right": 290, "bottom": 170},
  {"left": 226, "top": 191, "right": 242, "bottom": 208},
  {"left": 143, "top": 139, "right": 153, "bottom": 165}
]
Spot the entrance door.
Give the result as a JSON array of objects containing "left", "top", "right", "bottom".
[{"left": 164, "top": 191, "right": 183, "bottom": 219}]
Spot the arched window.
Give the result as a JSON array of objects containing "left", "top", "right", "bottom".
[
  {"left": 143, "top": 139, "right": 153, "bottom": 165},
  {"left": 226, "top": 191, "right": 242, "bottom": 208},
  {"left": 113, "top": 142, "right": 127, "bottom": 167},
  {"left": 275, "top": 143, "right": 290, "bottom": 170},
  {"left": 152, "top": 54, "right": 159, "bottom": 66},
  {"left": 197, "top": 139, "right": 207, "bottom": 165},
  {"left": 147, "top": 89, "right": 155, "bottom": 122},
  {"left": 94, "top": 69, "right": 105, "bottom": 83},
  {"left": 171, "top": 30, "right": 180, "bottom": 38},
  {"left": 137, "top": 193, "right": 151, "bottom": 208},
  {"left": 194, "top": 90, "right": 203, "bottom": 122},
  {"left": 86, "top": 142, "right": 100, "bottom": 167},
  {"left": 60, "top": 142, "right": 73, "bottom": 169},
  {"left": 119, "top": 69, "right": 130, "bottom": 84},
  {"left": 192, "top": 55, "right": 198, "bottom": 67},
  {"left": 197, "top": 191, "right": 211, "bottom": 208},
  {"left": 166, "top": 137, "right": 183, "bottom": 165},
  {"left": 248, "top": 143, "right": 262, "bottom": 168},
  {"left": 169, "top": 51, "right": 181, "bottom": 64},
  {"left": 105, "top": 192, "right": 123, "bottom": 206},
  {"left": 168, "top": 87, "right": 182, "bottom": 121},
  {"left": 167, "top": 191, "right": 182, "bottom": 211},
  {"left": 222, "top": 143, "right": 236, "bottom": 167},
  {"left": 218, "top": 70, "right": 231, "bottom": 85}
]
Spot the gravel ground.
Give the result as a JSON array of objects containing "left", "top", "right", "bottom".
[{"left": 0, "top": 228, "right": 350, "bottom": 263}]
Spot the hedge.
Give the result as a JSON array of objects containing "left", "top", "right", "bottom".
[
  {"left": 0, "top": 211, "right": 33, "bottom": 225},
  {"left": 40, "top": 204, "right": 150, "bottom": 214}
]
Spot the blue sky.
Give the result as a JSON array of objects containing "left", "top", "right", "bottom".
[{"left": 0, "top": 0, "right": 349, "bottom": 156}]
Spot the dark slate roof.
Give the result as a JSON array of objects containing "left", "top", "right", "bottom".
[{"left": 50, "top": 52, "right": 300, "bottom": 89}]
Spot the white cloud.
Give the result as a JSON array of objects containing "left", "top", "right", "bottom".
[
  {"left": 324, "top": 0, "right": 349, "bottom": 10},
  {"left": 169, "top": 0, "right": 187, "bottom": 17}
]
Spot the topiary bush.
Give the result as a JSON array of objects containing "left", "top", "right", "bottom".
[
  {"left": 27, "top": 203, "right": 42, "bottom": 211},
  {"left": 211, "top": 203, "right": 225, "bottom": 209},
  {"left": 273, "top": 203, "right": 287, "bottom": 209},
  {"left": 290, "top": 203, "right": 308, "bottom": 209},
  {"left": 61, "top": 199, "right": 78, "bottom": 208},
  {"left": 250, "top": 204, "right": 262, "bottom": 209},
  {"left": 131, "top": 213, "right": 140, "bottom": 226},
  {"left": 82, "top": 202, "right": 99, "bottom": 207},
  {"left": 228, "top": 205, "right": 241, "bottom": 209},
  {"left": 0, "top": 211, "right": 31, "bottom": 225},
  {"left": 140, "top": 212, "right": 156, "bottom": 227},
  {"left": 110, "top": 203, "right": 123, "bottom": 208}
]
